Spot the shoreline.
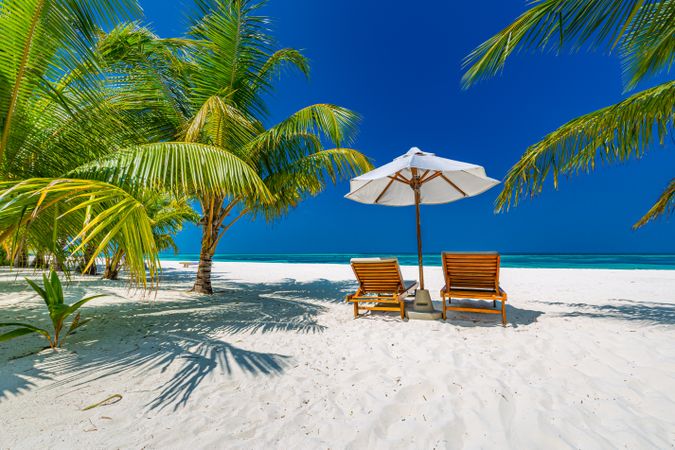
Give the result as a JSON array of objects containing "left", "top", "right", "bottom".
[
  {"left": 158, "top": 255, "right": 675, "bottom": 271},
  {"left": 164, "top": 260, "right": 675, "bottom": 270}
]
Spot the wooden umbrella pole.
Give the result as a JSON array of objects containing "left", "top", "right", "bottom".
[
  {"left": 412, "top": 169, "right": 425, "bottom": 290},
  {"left": 415, "top": 189, "right": 424, "bottom": 289}
]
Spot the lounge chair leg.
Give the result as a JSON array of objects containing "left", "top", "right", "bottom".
[
  {"left": 501, "top": 301, "right": 506, "bottom": 326},
  {"left": 400, "top": 300, "right": 405, "bottom": 320},
  {"left": 442, "top": 297, "right": 447, "bottom": 320},
  {"left": 493, "top": 300, "right": 496, "bottom": 308},
  {"left": 353, "top": 301, "right": 359, "bottom": 319}
]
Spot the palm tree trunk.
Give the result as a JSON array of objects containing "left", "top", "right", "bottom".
[
  {"left": 51, "top": 253, "right": 65, "bottom": 272},
  {"left": 192, "top": 195, "right": 228, "bottom": 294},
  {"left": 80, "top": 244, "right": 98, "bottom": 276},
  {"left": 13, "top": 245, "right": 29, "bottom": 268},
  {"left": 50, "top": 238, "right": 66, "bottom": 272},
  {"left": 103, "top": 249, "right": 124, "bottom": 280},
  {"left": 191, "top": 197, "right": 248, "bottom": 295},
  {"left": 192, "top": 239, "right": 213, "bottom": 294},
  {"left": 30, "top": 251, "right": 46, "bottom": 269},
  {"left": 192, "top": 223, "right": 217, "bottom": 294},
  {"left": 104, "top": 264, "right": 121, "bottom": 280}
]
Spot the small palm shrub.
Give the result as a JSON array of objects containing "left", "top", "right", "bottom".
[{"left": 0, "top": 271, "right": 103, "bottom": 349}]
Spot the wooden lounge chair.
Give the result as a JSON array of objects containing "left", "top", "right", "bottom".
[
  {"left": 440, "top": 252, "right": 508, "bottom": 325},
  {"left": 346, "top": 258, "right": 418, "bottom": 320}
]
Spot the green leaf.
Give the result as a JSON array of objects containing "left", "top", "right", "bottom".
[
  {"left": 461, "top": 0, "right": 674, "bottom": 88},
  {"left": 0, "top": 0, "right": 142, "bottom": 161},
  {"left": 0, "top": 179, "right": 160, "bottom": 287},
  {"left": 0, "top": 322, "right": 51, "bottom": 341},
  {"left": 620, "top": 2, "right": 675, "bottom": 89},
  {"left": 255, "top": 48, "right": 310, "bottom": 91},
  {"left": 50, "top": 270, "right": 64, "bottom": 305},
  {"left": 24, "top": 277, "right": 48, "bottom": 304},
  {"left": 65, "top": 313, "right": 92, "bottom": 338},
  {"left": 0, "top": 322, "right": 47, "bottom": 331},
  {"left": 495, "top": 80, "right": 675, "bottom": 213},
  {"left": 0, "top": 327, "right": 40, "bottom": 342},
  {"left": 634, "top": 178, "right": 675, "bottom": 228},
  {"left": 71, "top": 142, "right": 273, "bottom": 203}
]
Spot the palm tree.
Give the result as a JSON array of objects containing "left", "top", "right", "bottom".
[
  {"left": 0, "top": 1, "right": 266, "bottom": 286},
  {"left": 462, "top": 0, "right": 674, "bottom": 227},
  {"left": 0, "top": 0, "right": 162, "bottom": 282},
  {"left": 181, "top": 1, "right": 371, "bottom": 293},
  {"left": 80, "top": 1, "right": 371, "bottom": 293},
  {"left": 0, "top": 0, "right": 371, "bottom": 291}
]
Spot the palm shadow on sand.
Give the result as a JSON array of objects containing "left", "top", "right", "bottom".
[
  {"left": 0, "top": 268, "right": 356, "bottom": 411},
  {"left": 538, "top": 298, "right": 675, "bottom": 325}
]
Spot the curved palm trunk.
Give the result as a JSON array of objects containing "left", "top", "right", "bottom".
[
  {"left": 30, "top": 251, "right": 47, "bottom": 269},
  {"left": 103, "top": 249, "right": 124, "bottom": 280},
  {"left": 81, "top": 244, "right": 98, "bottom": 275},
  {"left": 13, "top": 244, "right": 29, "bottom": 268},
  {"left": 50, "top": 254, "right": 64, "bottom": 272},
  {"left": 192, "top": 238, "right": 215, "bottom": 294},
  {"left": 191, "top": 195, "right": 220, "bottom": 294},
  {"left": 191, "top": 197, "right": 247, "bottom": 295}
]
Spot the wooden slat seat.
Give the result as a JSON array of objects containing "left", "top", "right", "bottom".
[
  {"left": 346, "top": 258, "right": 417, "bottom": 320},
  {"left": 440, "top": 252, "right": 508, "bottom": 325}
]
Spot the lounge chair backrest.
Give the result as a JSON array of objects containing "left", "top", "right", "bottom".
[
  {"left": 350, "top": 258, "right": 404, "bottom": 294},
  {"left": 442, "top": 252, "right": 500, "bottom": 292}
]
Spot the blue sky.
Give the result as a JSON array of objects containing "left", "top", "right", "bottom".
[{"left": 142, "top": 0, "right": 674, "bottom": 254}]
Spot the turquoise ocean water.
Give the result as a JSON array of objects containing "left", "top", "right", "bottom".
[{"left": 160, "top": 253, "right": 675, "bottom": 270}]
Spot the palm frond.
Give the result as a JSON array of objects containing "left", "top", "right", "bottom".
[
  {"left": 183, "top": 95, "right": 258, "bottom": 149},
  {"left": 496, "top": 80, "right": 675, "bottom": 212},
  {"left": 634, "top": 178, "right": 675, "bottom": 227},
  {"left": 255, "top": 148, "right": 372, "bottom": 218},
  {"left": 0, "top": 179, "right": 158, "bottom": 286},
  {"left": 621, "top": 1, "right": 675, "bottom": 89},
  {"left": 139, "top": 192, "right": 198, "bottom": 253},
  {"left": 253, "top": 48, "right": 310, "bottom": 93},
  {"left": 70, "top": 142, "right": 273, "bottom": 202},
  {"left": 0, "top": 0, "right": 141, "bottom": 162},
  {"left": 461, "top": 0, "right": 673, "bottom": 88},
  {"left": 188, "top": 0, "right": 272, "bottom": 115},
  {"left": 96, "top": 22, "right": 193, "bottom": 128},
  {"left": 248, "top": 104, "right": 360, "bottom": 161},
  {"left": 280, "top": 148, "right": 373, "bottom": 187}
]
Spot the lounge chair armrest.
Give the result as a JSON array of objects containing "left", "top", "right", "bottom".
[{"left": 346, "top": 288, "right": 363, "bottom": 302}]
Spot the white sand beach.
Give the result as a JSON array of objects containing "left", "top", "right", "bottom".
[{"left": 1, "top": 261, "right": 675, "bottom": 449}]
